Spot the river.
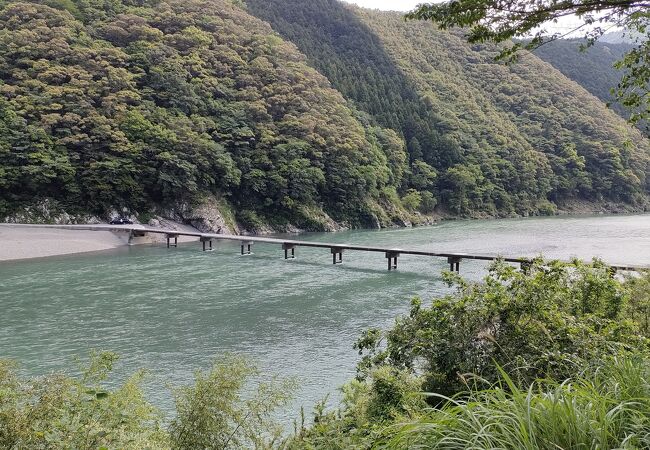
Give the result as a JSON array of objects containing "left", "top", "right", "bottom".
[{"left": 1, "top": 214, "right": 649, "bottom": 421}]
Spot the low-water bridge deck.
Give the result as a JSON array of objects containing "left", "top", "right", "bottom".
[{"left": 7, "top": 224, "right": 647, "bottom": 273}]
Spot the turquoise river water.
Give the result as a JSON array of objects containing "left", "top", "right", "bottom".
[{"left": 1, "top": 214, "right": 649, "bottom": 421}]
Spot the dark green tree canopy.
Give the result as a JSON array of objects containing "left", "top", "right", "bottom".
[{"left": 0, "top": 0, "right": 648, "bottom": 225}]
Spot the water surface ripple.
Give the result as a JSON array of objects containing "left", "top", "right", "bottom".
[{"left": 1, "top": 215, "right": 649, "bottom": 420}]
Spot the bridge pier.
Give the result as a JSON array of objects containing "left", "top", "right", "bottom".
[
  {"left": 447, "top": 256, "right": 461, "bottom": 272},
  {"left": 386, "top": 251, "right": 399, "bottom": 271},
  {"left": 331, "top": 247, "right": 343, "bottom": 264},
  {"left": 200, "top": 236, "right": 213, "bottom": 251},
  {"left": 166, "top": 233, "right": 178, "bottom": 248},
  {"left": 241, "top": 241, "right": 253, "bottom": 255},
  {"left": 282, "top": 243, "right": 296, "bottom": 259}
]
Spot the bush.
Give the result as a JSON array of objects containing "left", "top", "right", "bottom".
[
  {"left": 536, "top": 199, "right": 557, "bottom": 216},
  {"left": 355, "top": 260, "right": 649, "bottom": 398},
  {"left": 0, "top": 352, "right": 167, "bottom": 449},
  {"left": 169, "top": 355, "right": 294, "bottom": 449},
  {"left": 288, "top": 267, "right": 650, "bottom": 448},
  {"left": 401, "top": 189, "right": 422, "bottom": 212},
  {"left": 418, "top": 191, "right": 437, "bottom": 213},
  {"left": 0, "top": 353, "right": 293, "bottom": 450}
]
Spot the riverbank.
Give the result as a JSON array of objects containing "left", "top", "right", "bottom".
[
  {"left": 0, "top": 226, "right": 127, "bottom": 262},
  {"left": 2, "top": 210, "right": 649, "bottom": 263},
  {"left": 0, "top": 222, "right": 202, "bottom": 262}
]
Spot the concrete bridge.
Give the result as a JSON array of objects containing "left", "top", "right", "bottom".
[{"left": 6, "top": 223, "right": 647, "bottom": 273}]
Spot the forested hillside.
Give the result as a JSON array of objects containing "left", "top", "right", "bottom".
[
  {"left": 1, "top": 0, "right": 649, "bottom": 229},
  {"left": 532, "top": 40, "right": 635, "bottom": 123},
  {"left": 248, "top": 0, "right": 650, "bottom": 215},
  {"left": 0, "top": 0, "right": 411, "bottom": 230}
]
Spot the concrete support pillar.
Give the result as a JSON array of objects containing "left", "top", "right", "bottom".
[
  {"left": 447, "top": 256, "right": 461, "bottom": 272},
  {"left": 331, "top": 247, "right": 343, "bottom": 264},
  {"left": 240, "top": 241, "right": 253, "bottom": 255},
  {"left": 200, "top": 236, "right": 213, "bottom": 252},
  {"left": 166, "top": 234, "right": 178, "bottom": 248},
  {"left": 386, "top": 251, "right": 399, "bottom": 271},
  {"left": 282, "top": 243, "right": 296, "bottom": 259}
]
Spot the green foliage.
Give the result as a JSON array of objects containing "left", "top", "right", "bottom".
[
  {"left": 0, "top": 351, "right": 167, "bottom": 449},
  {"left": 408, "top": 0, "right": 650, "bottom": 128},
  {"left": 288, "top": 266, "right": 650, "bottom": 448},
  {"left": 386, "top": 355, "right": 650, "bottom": 449},
  {"left": 247, "top": 0, "right": 650, "bottom": 215},
  {"left": 418, "top": 191, "right": 437, "bottom": 213},
  {"left": 615, "top": 22, "right": 650, "bottom": 131},
  {"left": 169, "top": 355, "right": 294, "bottom": 449},
  {"left": 1, "top": 0, "right": 648, "bottom": 223},
  {"left": 0, "top": 0, "right": 404, "bottom": 227},
  {"left": 356, "top": 260, "right": 649, "bottom": 398},
  {"left": 533, "top": 39, "right": 641, "bottom": 124},
  {"left": 400, "top": 189, "right": 421, "bottom": 212},
  {"left": 0, "top": 353, "right": 293, "bottom": 450},
  {"left": 626, "top": 270, "right": 650, "bottom": 336}
]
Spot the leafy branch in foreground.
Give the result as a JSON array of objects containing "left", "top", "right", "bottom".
[
  {"left": 407, "top": 0, "right": 650, "bottom": 126},
  {"left": 0, "top": 353, "right": 294, "bottom": 450},
  {"left": 170, "top": 355, "right": 295, "bottom": 449},
  {"left": 290, "top": 262, "right": 650, "bottom": 448},
  {"left": 0, "top": 351, "right": 166, "bottom": 449},
  {"left": 356, "top": 259, "right": 649, "bottom": 398}
]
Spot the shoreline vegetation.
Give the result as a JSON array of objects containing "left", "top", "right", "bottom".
[{"left": 1, "top": 260, "right": 648, "bottom": 448}]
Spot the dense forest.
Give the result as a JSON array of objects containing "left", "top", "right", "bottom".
[
  {"left": 532, "top": 39, "right": 637, "bottom": 124},
  {"left": 1, "top": 0, "right": 649, "bottom": 229},
  {"left": 0, "top": 0, "right": 411, "bottom": 230},
  {"left": 248, "top": 0, "right": 650, "bottom": 216}
]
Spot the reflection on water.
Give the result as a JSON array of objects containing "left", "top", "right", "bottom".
[{"left": 1, "top": 214, "right": 648, "bottom": 420}]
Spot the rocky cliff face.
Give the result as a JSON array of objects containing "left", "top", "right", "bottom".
[{"left": 173, "top": 197, "right": 239, "bottom": 235}]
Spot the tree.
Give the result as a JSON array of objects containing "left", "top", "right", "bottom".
[{"left": 408, "top": 0, "right": 650, "bottom": 127}]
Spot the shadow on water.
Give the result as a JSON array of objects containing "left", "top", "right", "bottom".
[{"left": 234, "top": 252, "right": 448, "bottom": 281}]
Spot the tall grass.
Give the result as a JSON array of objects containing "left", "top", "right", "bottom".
[{"left": 385, "top": 355, "right": 650, "bottom": 449}]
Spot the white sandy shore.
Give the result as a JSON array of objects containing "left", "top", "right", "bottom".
[{"left": 0, "top": 223, "right": 200, "bottom": 262}]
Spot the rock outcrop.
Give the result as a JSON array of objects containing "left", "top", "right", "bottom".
[{"left": 175, "top": 197, "right": 239, "bottom": 235}]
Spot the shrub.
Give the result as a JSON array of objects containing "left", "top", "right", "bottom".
[
  {"left": 169, "top": 355, "right": 294, "bottom": 449},
  {"left": 355, "top": 260, "right": 649, "bottom": 398},
  {"left": 418, "top": 191, "right": 437, "bottom": 213},
  {"left": 0, "top": 352, "right": 167, "bottom": 449},
  {"left": 0, "top": 353, "right": 293, "bottom": 450},
  {"left": 289, "top": 268, "right": 650, "bottom": 448}
]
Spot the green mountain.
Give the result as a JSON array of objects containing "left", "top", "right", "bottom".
[
  {"left": 0, "top": 0, "right": 414, "bottom": 230},
  {"left": 1, "top": 0, "right": 648, "bottom": 230},
  {"left": 247, "top": 0, "right": 650, "bottom": 215},
  {"left": 532, "top": 39, "right": 636, "bottom": 124}
]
